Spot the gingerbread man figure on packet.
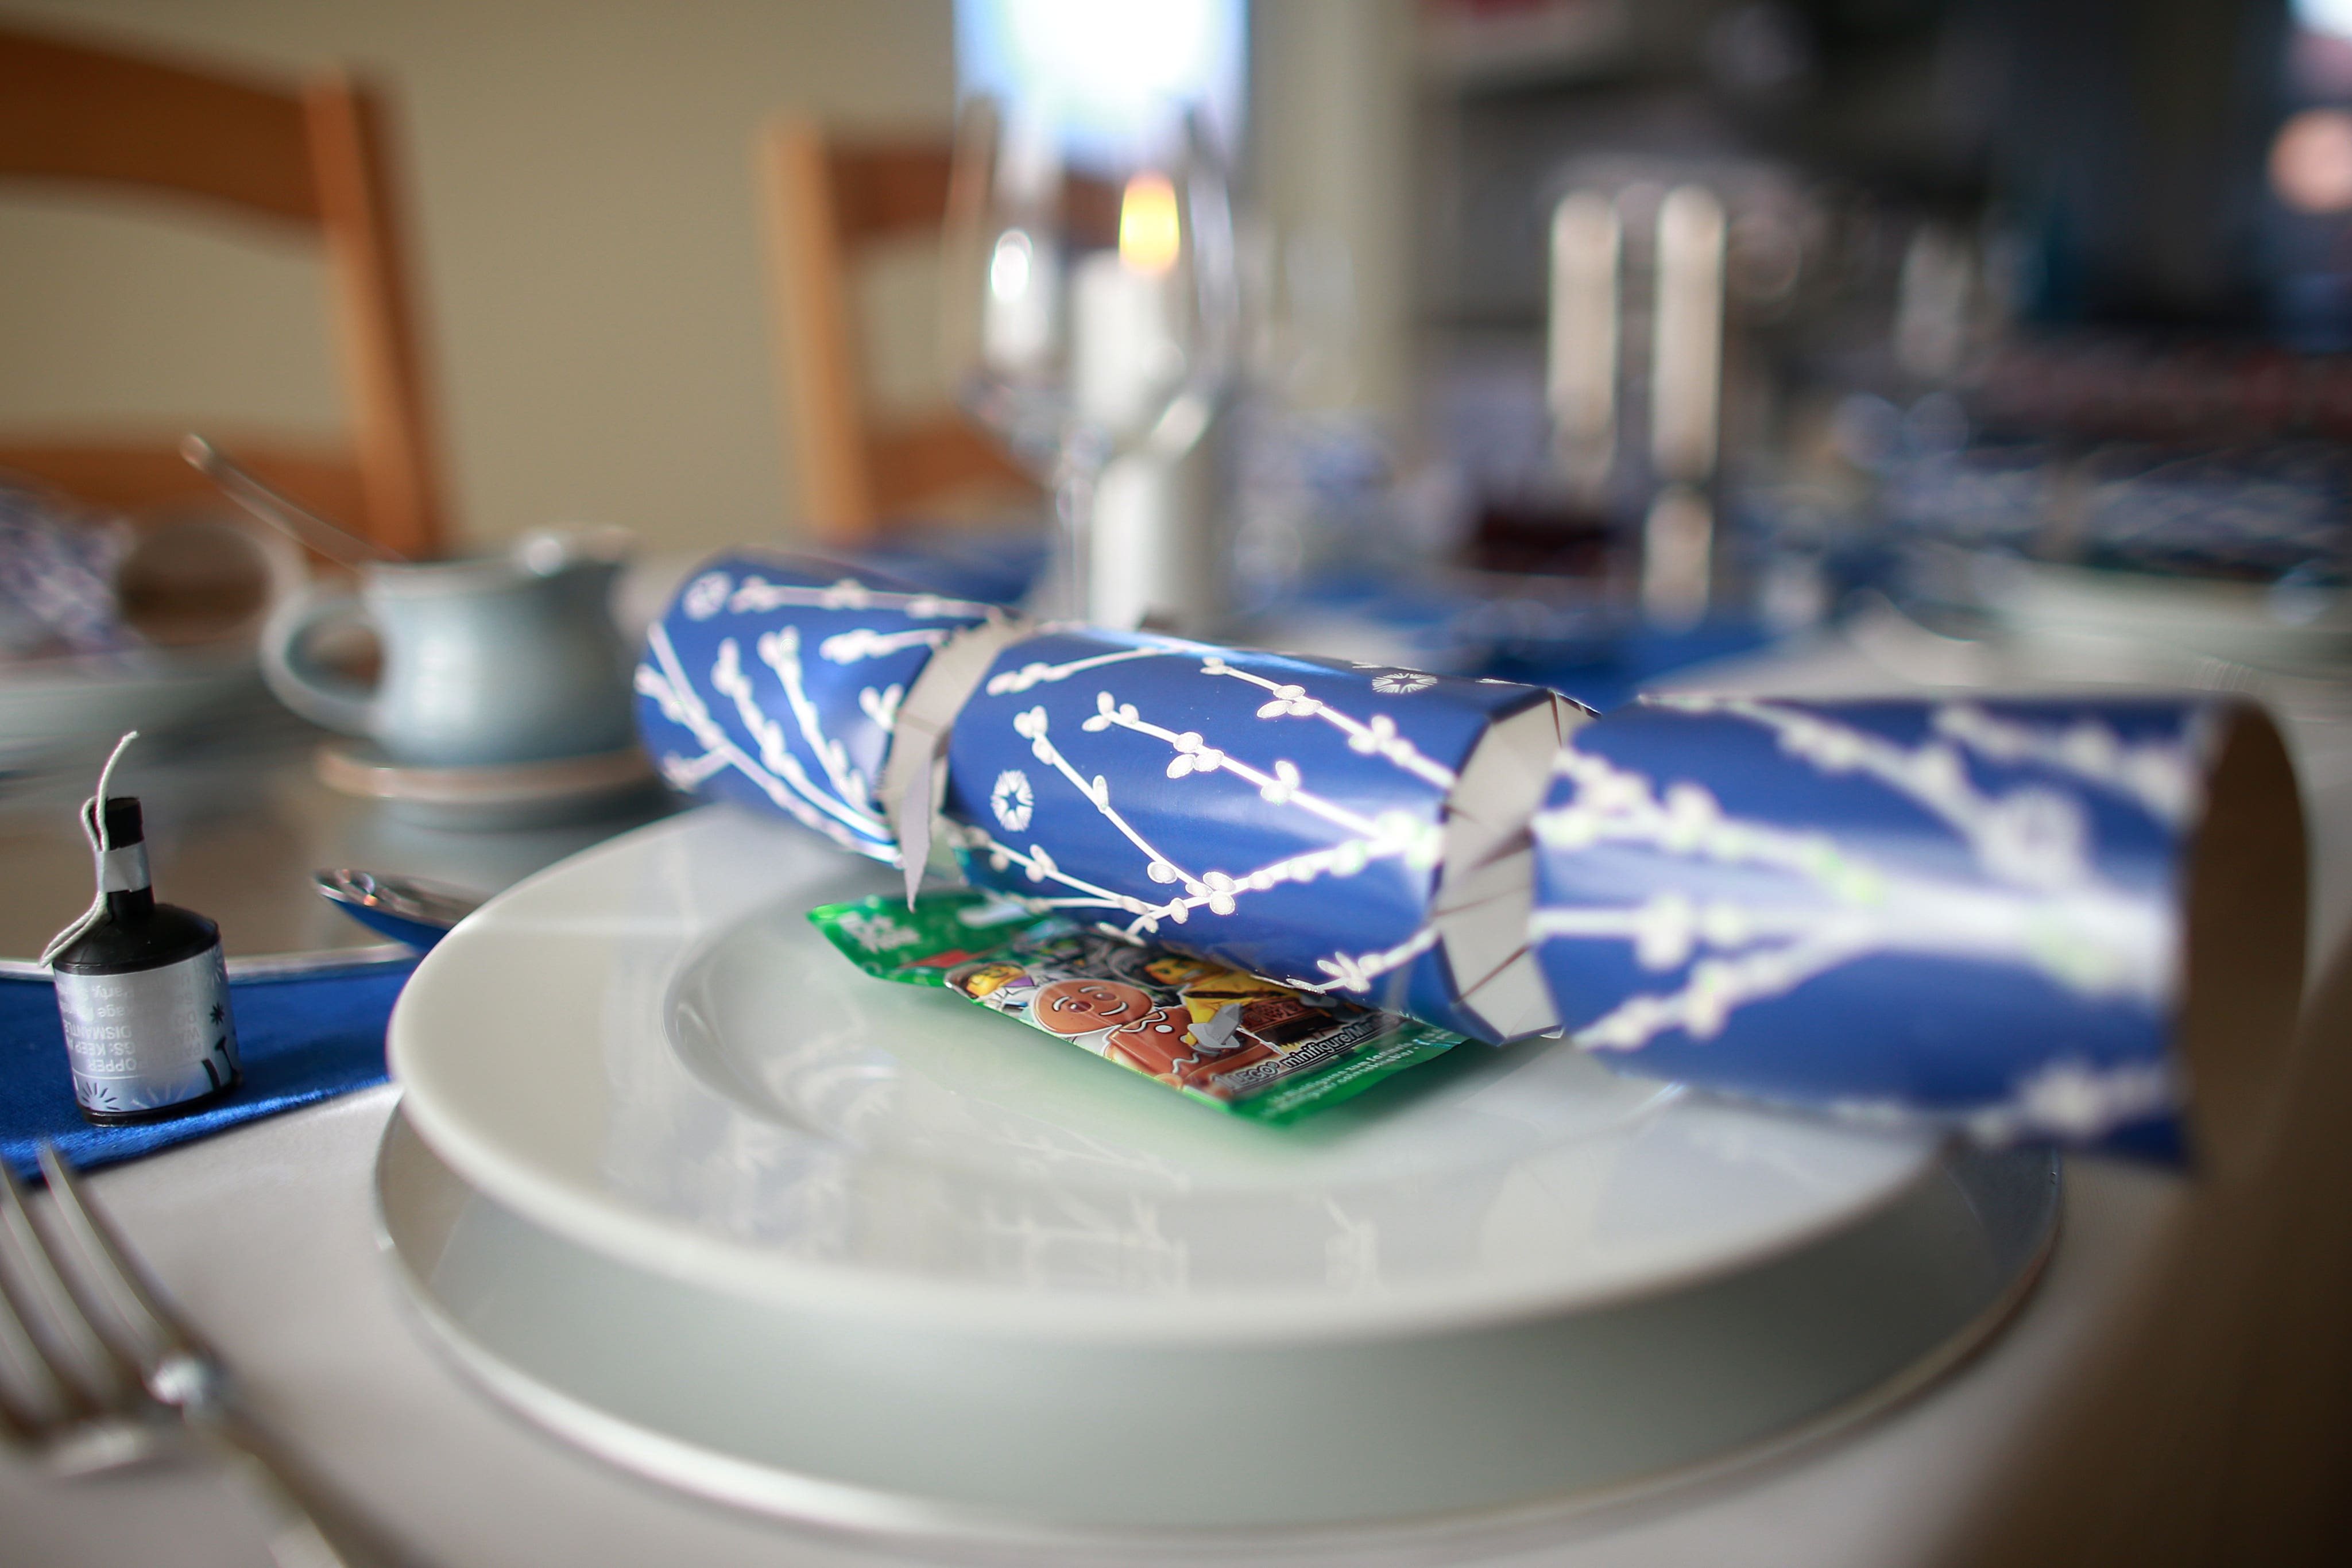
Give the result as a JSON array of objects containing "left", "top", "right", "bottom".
[
  {"left": 1030, "top": 975, "right": 1285, "bottom": 1089},
  {"left": 1027, "top": 978, "right": 1201, "bottom": 1079}
]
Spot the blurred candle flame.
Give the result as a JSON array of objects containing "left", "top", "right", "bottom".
[{"left": 1119, "top": 173, "right": 1181, "bottom": 275}]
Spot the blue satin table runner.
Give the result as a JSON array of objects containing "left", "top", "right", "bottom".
[{"left": 0, "top": 959, "right": 416, "bottom": 1179}]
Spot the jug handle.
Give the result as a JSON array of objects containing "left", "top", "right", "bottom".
[{"left": 260, "top": 584, "right": 380, "bottom": 738}]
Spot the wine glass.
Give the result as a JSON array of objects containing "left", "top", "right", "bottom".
[{"left": 941, "top": 95, "right": 1237, "bottom": 622}]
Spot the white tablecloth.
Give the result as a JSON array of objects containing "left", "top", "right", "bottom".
[{"left": 6, "top": 635, "right": 2350, "bottom": 1568}]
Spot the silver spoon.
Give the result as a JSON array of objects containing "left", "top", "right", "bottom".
[
  {"left": 313, "top": 869, "right": 481, "bottom": 950},
  {"left": 181, "top": 435, "right": 407, "bottom": 568}
]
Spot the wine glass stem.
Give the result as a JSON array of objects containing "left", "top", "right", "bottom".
[{"left": 1053, "top": 458, "right": 1099, "bottom": 624}]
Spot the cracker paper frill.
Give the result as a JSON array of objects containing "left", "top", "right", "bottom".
[
  {"left": 939, "top": 628, "right": 1572, "bottom": 1041},
  {"left": 1529, "top": 695, "right": 2305, "bottom": 1162},
  {"left": 632, "top": 553, "right": 996, "bottom": 861}
]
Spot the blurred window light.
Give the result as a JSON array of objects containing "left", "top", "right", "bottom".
[
  {"left": 2271, "top": 108, "right": 2352, "bottom": 213},
  {"left": 2293, "top": 0, "right": 2352, "bottom": 97},
  {"left": 2297, "top": 0, "right": 2352, "bottom": 40},
  {"left": 956, "top": 0, "right": 1245, "bottom": 168}
]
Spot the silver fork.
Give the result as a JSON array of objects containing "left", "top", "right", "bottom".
[{"left": 0, "top": 1144, "right": 415, "bottom": 1568}]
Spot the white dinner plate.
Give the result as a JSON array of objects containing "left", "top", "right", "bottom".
[
  {"left": 389, "top": 806, "right": 1944, "bottom": 1346},
  {"left": 376, "top": 1113, "right": 2058, "bottom": 1539}
]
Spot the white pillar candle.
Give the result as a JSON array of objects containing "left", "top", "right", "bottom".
[{"left": 1073, "top": 251, "right": 1174, "bottom": 433}]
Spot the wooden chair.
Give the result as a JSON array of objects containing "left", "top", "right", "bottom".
[
  {"left": 758, "top": 116, "right": 1040, "bottom": 545},
  {"left": 0, "top": 21, "right": 447, "bottom": 557}
]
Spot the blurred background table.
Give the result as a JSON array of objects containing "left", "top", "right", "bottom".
[{"left": 0, "top": 691, "right": 677, "bottom": 966}]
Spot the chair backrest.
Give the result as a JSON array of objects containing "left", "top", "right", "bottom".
[
  {"left": 759, "top": 115, "right": 1039, "bottom": 544},
  {"left": 0, "top": 22, "right": 447, "bottom": 556}
]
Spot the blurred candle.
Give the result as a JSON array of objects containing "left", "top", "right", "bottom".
[
  {"left": 1548, "top": 189, "right": 1619, "bottom": 493},
  {"left": 1646, "top": 185, "right": 1723, "bottom": 627},
  {"left": 1074, "top": 172, "right": 1187, "bottom": 626},
  {"left": 1642, "top": 482, "right": 1712, "bottom": 630},
  {"left": 1089, "top": 452, "right": 1170, "bottom": 630},
  {"left": 1650, "top": 184, "right": 1724, "bottom": 483},
  {"left": 1895, "top": 223, "right": 1972, "bottom": 382},
  {"left": 1074, "top": 172, "right": 1181, "bottom": 433},
  {"left": 1119, "top": 172, "right": 1182, "bottom": 273}
]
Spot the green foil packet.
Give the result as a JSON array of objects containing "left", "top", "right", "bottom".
[{"left": 807, "top": 891, "right": 1469, "bottom": 1123}]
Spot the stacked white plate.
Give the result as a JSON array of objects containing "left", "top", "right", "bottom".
[{"left": 378, "top": 806, "right": 2059, "bottom": 1546}]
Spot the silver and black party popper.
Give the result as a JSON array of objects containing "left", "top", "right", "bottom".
[{"left": 41, "top": 732, "right": 241, "bottom": 1123}]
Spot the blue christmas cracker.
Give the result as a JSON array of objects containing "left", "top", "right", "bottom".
[
  {"left": 632, "top": 551, "right": 997, "bottom": 860},
  {"left": 1527, "top": 695, "right": 2276, "bottom": 1159},
  {"left": 638, "top": 553, "right": 2305, "bottom": 1157},
  {"left": 938, "top": 627, "right": 1556, "bottom": 1040},
  {"left": 636, "top": 556, "right": 1564, "bottom": 1042}
]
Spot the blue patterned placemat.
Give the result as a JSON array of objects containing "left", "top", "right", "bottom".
[{"left": 1, "top": 959, "right": 416, "bottom": 1178}]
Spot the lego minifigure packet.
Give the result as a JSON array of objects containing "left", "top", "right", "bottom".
[{"left": 808, "top": 891, "right": 1468, "bottom": 1124}]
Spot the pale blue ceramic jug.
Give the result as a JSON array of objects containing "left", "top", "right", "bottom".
[{"left": 261, "top": 529, "right": 636, "bottom": 766}]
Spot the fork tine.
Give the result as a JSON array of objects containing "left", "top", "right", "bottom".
[
  {"left": 23, "top": 1153, "right": 400, "bottom": 1562},
  {"left": 0, "top": 1248, "right": 57, "bottom": 1444},
  {"left": 0, "top": 1377, "right": 41, "bottom": 1445},
  {"left": 36, "top": 1144, "right": 196, "bottom": 1367},
  {"left": 0, "top": 1157, "right": 123, "bottom": 1416}
]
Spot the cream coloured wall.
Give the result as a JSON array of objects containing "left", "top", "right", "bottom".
[{"left": 0, "top": 0, "right": 956, "bottom": 553}]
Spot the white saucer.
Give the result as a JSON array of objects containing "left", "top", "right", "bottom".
[
  {"left": 0, "top": 645, "right": 257, "bottom": 769},
  {"left": 376, "top": 1112, "right": 2057, "bottom": 1539},
  {"left": 1918, "top": 544, "right": 2352, "bottom": 674},
  {"left": 314, "top": 740, "right": 661, "bottom": 829},
  {"left": 389, "top": 807, "right": 1947, "bottom": 1346}
]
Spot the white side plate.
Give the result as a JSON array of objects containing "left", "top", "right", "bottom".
[{"left": 377, "top": 1113, "right": 2058, "bottom": 1539}]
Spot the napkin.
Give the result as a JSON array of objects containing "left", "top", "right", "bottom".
[
  {"left": 0, "top": 957, "right": 415, "bottom": 1178},
  {"left": 0, "top": 481, "right": 136, "bottom": 657},
  {"left": 1530, "top": 696, "right": 2306, "bottom": 1164}
]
